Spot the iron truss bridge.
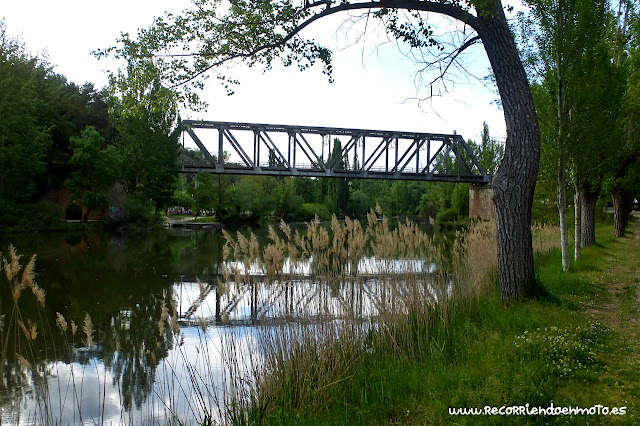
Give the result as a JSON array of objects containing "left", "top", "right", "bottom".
[{"left": 180, "top": 120, "right": 491, "bottom": 183}]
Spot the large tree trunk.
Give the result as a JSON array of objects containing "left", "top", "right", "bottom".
[
  {"left": 477, "top": 3, "right": 540, "bottom": 304},
  {"left": 612, "top": 186, "right": 629, "bottom": 238},
  {"left": 581, "top": 185, "right": 600, "bottom": 247}
]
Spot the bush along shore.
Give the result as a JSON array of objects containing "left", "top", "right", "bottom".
[{"left": 1, "top": 212, "right": 638, "bottom": 425}]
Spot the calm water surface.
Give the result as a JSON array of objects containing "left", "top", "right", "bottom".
[{"left": 0, "top": 223, "right": 441, "bottom": 424}]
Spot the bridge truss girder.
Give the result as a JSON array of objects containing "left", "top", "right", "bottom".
[{"left": 180, "top": 120, "right": 491, "bottom": 183}]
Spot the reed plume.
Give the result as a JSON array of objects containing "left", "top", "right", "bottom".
[
  {"left": 56, "top": 312, "right": 68, "bottom": 332},
  {"left": 3, "top": 244, "right": 22, "bottom": 281},
  {"left": 170, "top": 300, "right": 180, "bottom": 334},
  {"left": 83, "top": 313, "right": 94, "bottom": 348},
  {"left": 159, "top": 301, "right": 169, "bottom": 335},
  {"left": 197, "top": 278, "right": 206, "bottom": 302}
]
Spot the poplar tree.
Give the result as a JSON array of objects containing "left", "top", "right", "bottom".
[{"left": 522, "top": 0, "right": 620, "bottom": 261}]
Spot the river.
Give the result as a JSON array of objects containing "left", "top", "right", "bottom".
[{"left": 0, "top": 220, "right": 446, "bottom": 424}]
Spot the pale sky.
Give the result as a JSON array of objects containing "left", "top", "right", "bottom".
[{"left": 2, "top": 0, "right": 507, "bottom": 143}]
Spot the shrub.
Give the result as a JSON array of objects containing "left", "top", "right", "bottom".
[
  {"left": 0, "top": 200, "right": 62, "bottom": 231},
  {"left": 435, "top": 208, "right": 458, "bottom": 224},
  {"left": 107, "top": 196, "right": 162, "bottom": 229},
  {"left": 450, "top": 183, "right": 469, "bottom": 218},
  {"left": 347, "top": 189, "right": 375, "bottom": 217},
  {"left": 297, "top": 203, "right": 331, "bottom": 221}
]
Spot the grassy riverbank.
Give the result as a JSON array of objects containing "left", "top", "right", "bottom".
[{"left": 247, "top": 220, "right": 640, "bottom": 425}]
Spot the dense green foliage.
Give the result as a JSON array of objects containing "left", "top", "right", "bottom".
[
  {"left": 0, "top": 23, "right": 114, "bottom": 229},
  {"left": 521, "top": 0, "right": 640, "bottom": 242},
  {"left": 66, "top": 127, "right": 122, "bottom": 221},
  {"left": 0, "top": 21, "right": 180, "bottom": 230}
]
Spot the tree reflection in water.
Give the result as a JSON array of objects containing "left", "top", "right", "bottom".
[{"left": 0, "top": 228, "right": 226, "bottom": 422}]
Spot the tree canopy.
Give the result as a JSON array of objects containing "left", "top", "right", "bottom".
[
  {"left": 521, "top": 0, "right": 640, "bottom": 253},
  {"left": 66, "top": 126, "right": 122, "bottom": 221}
]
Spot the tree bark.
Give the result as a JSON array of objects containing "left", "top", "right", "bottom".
[
  {"left": 574, "top": 183, "right": 582, "bottom": 260},
  {"left": 612, "top": 186, "right": 628, "bottom": 238},
  {"left": 557, "top": 160, "right": 570, "bottom": 271},
  {"left": 476, "top": 2, "right": 540, "bottom": 304},
  {"left": 83, "top": 206, "right": 92, "bottom": 223},
  {"left": 610, "top": 153, "right": 637, "bottom": 238},
  {"left": 581, "top": 185, "right": 599, "bottom": 247}
]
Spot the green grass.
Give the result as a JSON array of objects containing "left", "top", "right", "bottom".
[
  {"left": 193, "top": 216, "right": 221, "bottom": 223},
  {"left": 255, "top": 221, "right": 640, "bottom": 425},
  {"left": 289, "top": 298, "right": 602, "bottom": 425}
]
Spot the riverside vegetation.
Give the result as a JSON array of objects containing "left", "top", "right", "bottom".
[{"left": 1, "top": 210, "right": 639, "bottom": 424}]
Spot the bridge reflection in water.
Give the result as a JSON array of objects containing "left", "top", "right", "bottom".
[{"left": 174, "top": 257, "right": 442, "bottom": 328}]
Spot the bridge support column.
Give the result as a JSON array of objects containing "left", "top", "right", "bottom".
[{"left": 469, "top": 184, "right": 495, "bottom": 221}]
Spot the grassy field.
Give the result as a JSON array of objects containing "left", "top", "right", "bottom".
[{"left": 251, "top": 219, "right": 640, "bottom": 425}]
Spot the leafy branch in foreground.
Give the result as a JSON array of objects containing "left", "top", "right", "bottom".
[
  {"left": 95, "top": 0, "right": 487, "bottom": 109},
  {"left": 95, "top": 0, "right": 333, "bottom": 109}
]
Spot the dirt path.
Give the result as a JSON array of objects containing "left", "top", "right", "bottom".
[
  {"left": 579, "top": 220, "right": 640, "bottom": 419},
  {"left": 586, "top": 221, "right": 640, "bottom": 329}
]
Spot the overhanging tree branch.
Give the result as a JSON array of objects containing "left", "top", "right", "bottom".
[
  {"left": 423, "top": 34, "right": 481, "bottom": 86},
  {"left": 120, "top": 1, "right": 482, "bottom": 90}
]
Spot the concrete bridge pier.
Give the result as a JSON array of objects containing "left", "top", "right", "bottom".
[{"left": 469, "top": 184, "right": 495, "bottom": 221}]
